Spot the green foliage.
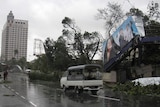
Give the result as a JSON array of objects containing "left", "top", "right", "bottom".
[
  {"left": 144, "top": 20, "right": 160, "bottom": 36},
  {"left": 17, "top": 57, "right": 26, "bottom": 69},
  {"left": 43, "top": 38, "right": 55, "bottom": 70},
  {"left": 29, "top": 54, "right": 49, "bottom": 73},
  {"left": 54, "top": 36, "right": 73, "bottom": 70},
  {"left": 113, "top": 81, "right": 160, "bottom": 96},
  {"left": 126, "top": 8, "right": 144, "bottom": 17},
  {"left": 142, "top": 44, "right": 160, "bottom": 64},
  {"left": 62, "top": 17, "right": 102, "bottom": 64},
  {"left": 28, "top": 71, "right": 62, "bottom": 82},
  {"left": 43, "top": 36, "right": 74, "bottom": 71},
  {"left": 28, "top": 1, "right": 160, "bottom": 77},
  {"left": 5, "top": 57, "right": 26, "bottom": 70},
  {"left": 142, "top": 20, "right": 160, "bottom": 64},
  {"left": 147, "top": 1, "right": 160, "bottom": 20},
  {"left": 126, "top": 4, "right": 160, "bottom": 65}
]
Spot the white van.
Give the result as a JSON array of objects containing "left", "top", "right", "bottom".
[{"left": 60, "top": 64, "right": 103, "bottom": 94}]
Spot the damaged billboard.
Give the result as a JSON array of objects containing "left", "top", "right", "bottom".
[{"left": 103, "top": 16, "right": 145, "bottom": 64}]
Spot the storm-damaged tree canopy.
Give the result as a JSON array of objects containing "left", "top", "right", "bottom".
[
  {"left": 62, "top": 17, "right": 103, "bottom": 64},
  {"left": 96, "top": 2, "right": 124, "bottom": 38}
]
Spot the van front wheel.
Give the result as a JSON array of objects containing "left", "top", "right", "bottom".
[
  {"left": 75, "top": 87, "right": 83, "bottom": 94},
  {"left": 63, "top": 85, "right": 67, "bottom": 92}
]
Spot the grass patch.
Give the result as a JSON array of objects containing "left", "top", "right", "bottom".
[{"left": 113, "top": 81, "right": 160, "bottom": 96}]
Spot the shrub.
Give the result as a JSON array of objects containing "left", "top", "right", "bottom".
[
  {"left": 28, "top": 71, "right": 62, "bottom": 82},
  {"left": 113, "top": 81, "right": 160, "bottom": 96}
]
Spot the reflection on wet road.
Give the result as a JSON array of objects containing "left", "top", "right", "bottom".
[
  {"left": 6, "top": 72, "right": 160, "bottom": 107},
  {"left": 7, "top": 73, "right": 110, "bottom": 107}
]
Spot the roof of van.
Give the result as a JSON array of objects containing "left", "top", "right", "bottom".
[{"left": 67, "top": 64, "right": 101, "bottom": 70}]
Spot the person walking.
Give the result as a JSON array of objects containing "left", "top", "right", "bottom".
[{"left": 3, "top": 66, "right": 8, "bottom": 81}]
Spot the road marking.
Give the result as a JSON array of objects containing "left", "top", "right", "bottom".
[
  {"left": 4, "top": 85, "right": 37, "bottom": 107},
  {"left": 21, "top": 96, "right": 26, "bottom": 99},
  {"left": 90, "top": 95, "right": 120, "bottom": 101},
  {"left": 29, "top": 101, "right": 37, "bottom": 107},
  {"left": 15, "top": 92, "right": 19, "bottom": 95},
  {"left": 11, "top": 89, "right": 15, "bottom": 91}
]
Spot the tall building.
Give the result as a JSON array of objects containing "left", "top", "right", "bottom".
[{"left": 1, "top": 11, "right": 28, "bottom": 61}]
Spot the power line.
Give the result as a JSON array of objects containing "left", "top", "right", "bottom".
[
  {"left": 122, "top": 0, "right": 135, "bottom": 9},
  {"left": 126, "top": 0, "right": 135, "bottom": 8}
]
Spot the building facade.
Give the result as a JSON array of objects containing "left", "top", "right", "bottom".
[{"left": 1, "top": 11, "right": 28, "bottom": 61}]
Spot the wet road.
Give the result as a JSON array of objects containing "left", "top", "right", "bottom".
[
  {"left": 4, "top": 72, "right": 118, "bottom": 107},
  {"left": 1, "top": 72, "right": 160, "bottom": 107}
]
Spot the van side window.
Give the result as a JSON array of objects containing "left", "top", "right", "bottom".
[
  {"left": 67, "top": 69, "right": 84, "bottom": 80},
  {"left": 75, "top": 69, "right": 84, "bottom": 80},
  {"left": 84, "top": 67, "right": 102, "bottom": 80},
  {"left": 67, "top": 70, "right": 76, "bottom": 80}
]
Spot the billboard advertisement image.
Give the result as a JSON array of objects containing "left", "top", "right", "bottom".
[{"left": 103, "top": 16, "right": 145, "bottom": 64}]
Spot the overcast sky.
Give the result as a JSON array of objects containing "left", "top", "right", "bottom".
[{"left": 0, "top": 0, "right": 159, "bottom": 61}]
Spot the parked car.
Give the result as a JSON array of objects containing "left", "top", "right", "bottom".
[{"left": 60, "top": 64, "right": 103, "bottom": 94}]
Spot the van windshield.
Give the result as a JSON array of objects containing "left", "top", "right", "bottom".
[{"left": 67, "top": 65, "right": 102, "bottom": 80}]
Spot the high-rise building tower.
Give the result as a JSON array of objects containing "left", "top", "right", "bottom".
[{"left": 1, "top": 11, "right": 28, "bottom": 61}]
